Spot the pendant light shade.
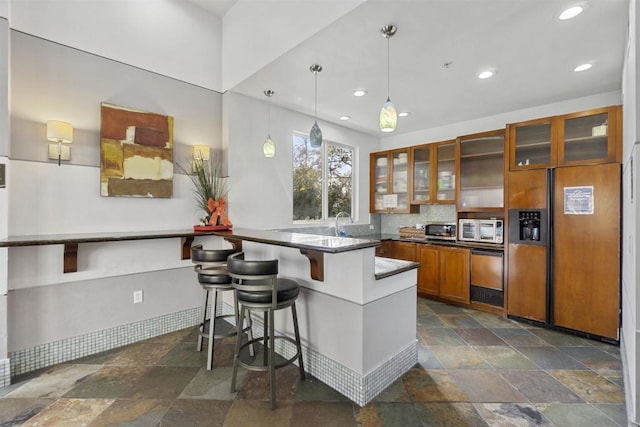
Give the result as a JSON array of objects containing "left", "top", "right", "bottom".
[
  {"left": 309, "top": 64, "right": 323, "bottom": 148},
  {"left": 263, "top": 89, "right": 275, "bottom": 157},
  {"left": 379, "top": 25, "right": 397, "bottom": 133}
]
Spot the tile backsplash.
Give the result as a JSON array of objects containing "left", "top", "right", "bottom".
[{"left": 377, "top": 204, "right": 456, "bottom": 234}]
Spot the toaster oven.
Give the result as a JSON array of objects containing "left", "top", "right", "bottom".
[{"left": 424, "top": 222, "right": 457, "bottom": 241}]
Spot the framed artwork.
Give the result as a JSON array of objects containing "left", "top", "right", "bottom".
[{"left": 100, "top": 103, "right": 174, "bottom": 197}]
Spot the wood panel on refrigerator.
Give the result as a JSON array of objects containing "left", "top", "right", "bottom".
[
  {"left": 507, "top": 244, "right": 547, "bottom": 322},
  {"left": 506, "top": 169, "right": 548, "bottom": 322},
  {"left": 552, "top": 163, "right": 620, "bottom": 340}
]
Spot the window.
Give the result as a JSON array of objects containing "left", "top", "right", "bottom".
[{"left": 292, "top": 132, "right": 354, "bottom": 222}]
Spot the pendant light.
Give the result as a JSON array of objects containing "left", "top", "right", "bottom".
[
  {"left": 263, "top": 89, "right": 275, "bottom": 157},
  {"left": 309, "top": 64, "right": 323, "bottom": 148},
  {"left": 379, "top": 25, "right": 397, "bottom": 133}
]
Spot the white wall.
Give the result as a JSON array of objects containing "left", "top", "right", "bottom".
[
  {"left": 221, "top": 0, "right": 365, "bottom": 91},
  {"left": 621, "top": 0, "right": 639, "bottom": 423},
  {"left": 8, "top": 0, "right": 222, "bottom": 91},
  {"left": 2, "top": 1, "right": 224, "bottom": 358},
  {"left": 225, "top": 91, "right": 377, "bottom": 230}
]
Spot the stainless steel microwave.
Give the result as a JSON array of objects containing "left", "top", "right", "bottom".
[{"left": 458, "top": 219, "right": 503, "bottom": 244}]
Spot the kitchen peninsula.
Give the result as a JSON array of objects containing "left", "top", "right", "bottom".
[
  {"left": 0, "top": 227, "right": 419, "bottom": 406},
  {"left": 208, "top": 227, "right": 419, "bottom": 406}
]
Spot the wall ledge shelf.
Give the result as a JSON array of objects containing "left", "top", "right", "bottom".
[{"left": 0, "top": 229, "right": 221, "bottom": 273}]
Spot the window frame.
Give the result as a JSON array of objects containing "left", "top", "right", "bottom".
[{"left": 292, "top": 131, "right": 356, "bottom": 224}]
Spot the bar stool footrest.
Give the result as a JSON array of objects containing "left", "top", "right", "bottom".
[
  {"left": 236, "top": 335, "right": 302, "bottom": 372},
  {"left": 199, "top": 313, "right": 250, "bottom": 340}
]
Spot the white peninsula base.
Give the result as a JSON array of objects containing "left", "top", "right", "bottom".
[{"left": 214, "top": 234, "right": 418, "bottom": 406}]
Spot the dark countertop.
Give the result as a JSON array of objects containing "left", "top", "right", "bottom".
[
  {"left": 374, "top": 257, "right": 420, "bottom": 280},
  {"left": 358, "top": 233, "right": 504, "bottom": 252},
  {"left": 0, "top": 229, "right": 213, "bottom": 247},
  {"left": 0, "top": 228, "right": 502, "bottom": 253},
  {"left": 212, "top": 227, "right": 380, "bottom": 254}
]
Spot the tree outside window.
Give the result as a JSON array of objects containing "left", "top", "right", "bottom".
[{"left": 293, "top": 133, "right": 354, "bottom": 222}]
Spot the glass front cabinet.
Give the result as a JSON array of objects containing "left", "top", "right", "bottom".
[
  {"left": 457, "top": 130, "right": 505, "bottom": 210},
  {"left": 435, "top": 141, "right": 457, "bottom": 204},
  {"left": 410, "top": 140, "right": 457, "bottom": 205},
  {"left": 508, "top": 106, "right": 621, "bottom": 171},
  {"left": 370, "top": 148, "right": 418, "bottom": 213}
]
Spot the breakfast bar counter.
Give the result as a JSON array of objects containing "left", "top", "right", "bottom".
[{"left": 205, "top": 228, "right": 419, "bottom": 406}]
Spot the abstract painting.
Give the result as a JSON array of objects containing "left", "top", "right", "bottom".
[{"left": 100, "top": 103, "right": 174, "bottom": 197}]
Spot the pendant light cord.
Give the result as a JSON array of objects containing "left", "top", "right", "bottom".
[
  {"left": 314, "top": 70, "right": 318, "bottom": 120},
  {"left": 387, "top": 36, "right": 390, "bottom": 99},
  {"left": 268, "top": 95, "right": 271, "bottom": 137}
]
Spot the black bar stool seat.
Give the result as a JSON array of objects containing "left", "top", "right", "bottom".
[
  {"left": 191, "top": 245, "right": 253, "bottom": 370},
  {"left": 228, "top": 252, "right": 305, "bottom": 409},
  {"left": 235, "top": 278, "right": 299, "bottom": 304}
]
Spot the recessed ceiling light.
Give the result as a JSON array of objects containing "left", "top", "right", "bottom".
[
  {"left": 339, "top": 115, "right": 350, "bottom": 121},
  {"left": 353, "top": 90, "right": 367, "bottom": 97},
  {"left": 398, "top": 112, "right": 411, "bottom": 118},
  {"left": 574, "top": 63, "right": 592, "bottom": 72},
  {"left": 559, "top": 5, "right": 584, "bottom": 20},
  {"left": 478, "top": 70, "right": 494, "bottom": 79}
]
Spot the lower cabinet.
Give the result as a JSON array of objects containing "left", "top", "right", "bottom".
[
  {"left": 376, "top": 240, "right": 416, "bottom": 261},
  {"left": 417, "top": 244, "right": 470, "bottom": 304},
  {"left": 378, "top": 241, "right": 473, "bottom": 306},
  {"left": 438, "top": 246, "right": 470, "bottom": 304},
  {"left": 417, "top": 245, "right": 439, "bottom": 296}
]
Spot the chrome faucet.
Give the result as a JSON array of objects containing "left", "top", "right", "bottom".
[{"left": 335, "top": 212, "right": 353, "bottom": 237}]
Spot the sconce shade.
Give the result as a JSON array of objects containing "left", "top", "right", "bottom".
[
  {"left": 379, "top": 97, "right": 398, "bottom": 132},
  {"left": 47, "top": 120, "right": 73, "bottom": 143},
  {"left": 309, "top": 121, "right": 323, "bottom": 148}
]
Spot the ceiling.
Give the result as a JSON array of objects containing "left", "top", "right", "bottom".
[{"left": 199, "top": 0, "right": 629, "bottom": 138}]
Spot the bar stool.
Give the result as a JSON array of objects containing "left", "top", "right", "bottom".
[
  {"left": 227, "top": 252, "right": 305, "bottom": 409},
  {"left": 191, "top": 245, "right": 253, "bottom": 370}
]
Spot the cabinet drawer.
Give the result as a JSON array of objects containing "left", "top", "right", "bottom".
[{"left": 471, "top": 251, "right": 503, "bottom": 291}]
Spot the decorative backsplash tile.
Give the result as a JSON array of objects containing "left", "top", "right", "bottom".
[{"left": 377, "top": 204, "right": 456, "bottom": 234}]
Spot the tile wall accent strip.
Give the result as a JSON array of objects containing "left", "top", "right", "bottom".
[
  {"left": 0, "top": 359, "right": 9, "bottom": 388},
  {"left": 9, "top": 306, "right": 203, "bottom": 378},
  {"left": 221, "top": 303, "right": 418, "bottom": 406},
  {"left": 9, "top": 300, "right": 416, "bottom": 406}
]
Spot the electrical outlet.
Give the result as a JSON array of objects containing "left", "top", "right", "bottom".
[
  {"left": 133, "top": 290, "right": 143, "bottom": 304},
  {"left": 369, "top": 224, "right": 375, "bottom": 230}
]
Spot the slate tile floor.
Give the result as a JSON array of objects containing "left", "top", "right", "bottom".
[{"left": 0, "top": 298, "right": 627, "bottom": 426}]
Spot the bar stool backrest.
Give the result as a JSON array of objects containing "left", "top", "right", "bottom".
[
  {"left": 192, "top": 245, "right": 237, "bottom": 273},
  {"left": 227, "top": 252, "right": 279, "bottom": 307}
]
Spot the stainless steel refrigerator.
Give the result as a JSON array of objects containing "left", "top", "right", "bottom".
[{"left": 506, "top": 163, "right": 621, "bottom": 341}]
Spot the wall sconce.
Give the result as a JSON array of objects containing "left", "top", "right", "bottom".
[
  {"left": 192, "top": 145, "right": 211, "bottom": 171},
  {"left": 47, "top": 120, "right": 73, "bottom": 166}
]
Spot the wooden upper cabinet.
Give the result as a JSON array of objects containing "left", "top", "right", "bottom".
[
  {"left": 410, "top": 144, "right": 432, "bottom": 204},
  {"left": 370, "top": 148, "right": 418, "bottom": 213},
  {"left": 410, "top": 139, "right": 457, "bottom": 205},
  {"left": 434, "top": 140, "right": 458, "bottom": 204},
  {"left": 508, "top": 105, "right": 621, "bottom": 171},
  {"left": 508, "top": 117, "right": 555, "bottom": 170},
  {"left": 457, "top": 129, "right": 505, "bottom": 211},
  {"left": 558, "top": 106, "right": 621, "bottom": 166}
]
